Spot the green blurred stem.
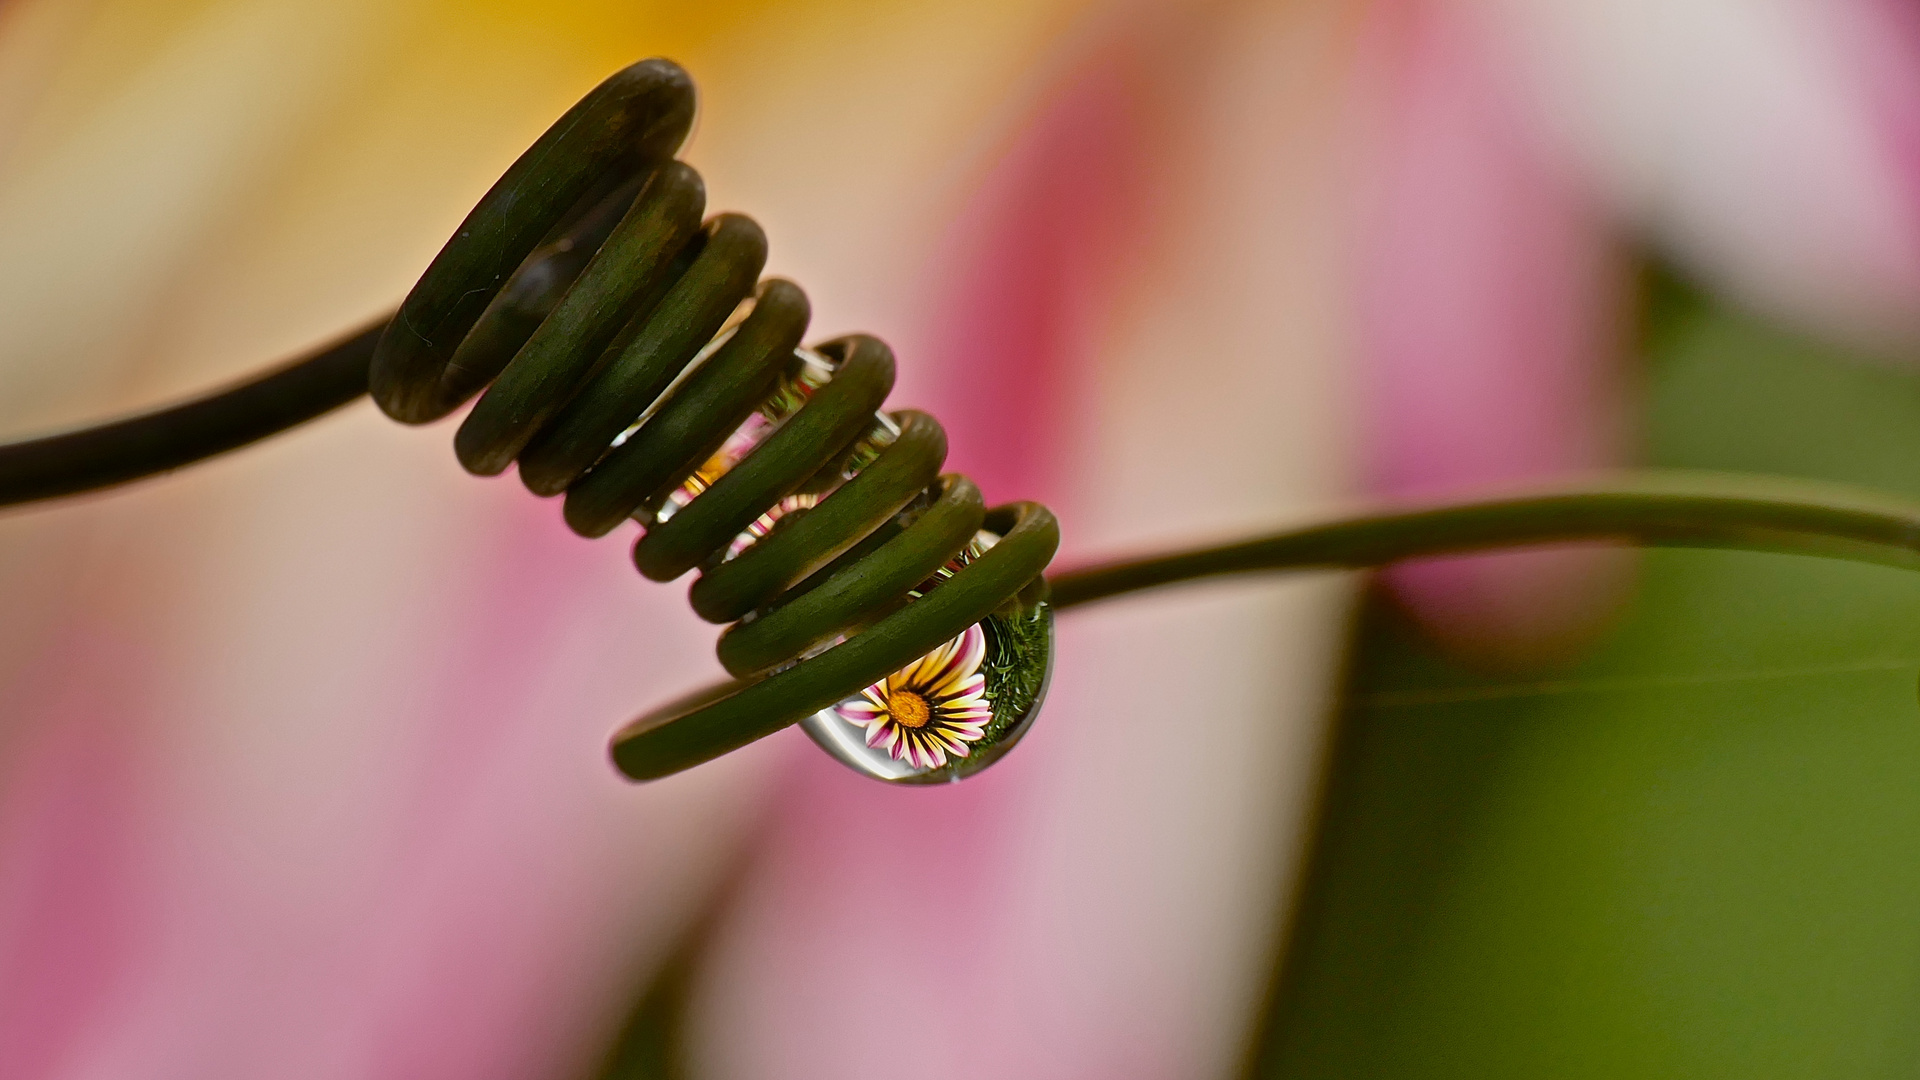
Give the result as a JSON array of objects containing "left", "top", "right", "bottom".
[{"left": 1048, "top": 472, "right": 1920, "bottom": 611}]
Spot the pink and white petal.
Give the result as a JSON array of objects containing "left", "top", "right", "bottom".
[
  {"left": 954, "top": 624, "right": 988, "bottom": 674},
  {"left": 1475, "top": 0, "right": 1920, "bottom": 348},
  {"left": 1358, "top": 0, "right": 1635, "bottom": 664},
  {"left": 0, "top": 648, "right": 152, "bottom": 1080},
  {"left": 0, "top": 9, "right": 778, "bottom": 1080},
  {"left": 689, "top": 4, "right": 1362, "bottom": 1078}
]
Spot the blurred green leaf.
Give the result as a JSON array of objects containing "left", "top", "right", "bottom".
[{"left": 1254, "top": 286, "right": 1920, "bottom": 1078}]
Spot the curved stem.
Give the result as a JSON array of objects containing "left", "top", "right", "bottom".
[
  {"left": 0, "top": 316, "right": 386, "bottom": 507},
  {"left": 11, "top": 329, "right": 1920, "bottom": 626},
  {"left": 1047, "top": 471, "right": 1920, "bottom": 611}
]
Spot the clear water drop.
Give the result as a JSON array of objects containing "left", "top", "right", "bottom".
[{"left": 800, "top": 597, "right": 1054, "bottom": 784}]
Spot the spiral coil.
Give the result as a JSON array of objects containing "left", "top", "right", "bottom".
[
  {"left": 367, "top": 58, "right": 1058, "bottom": 781},
  {"left": 8, "top": 57, "right": 1920, "bottom": 796}
]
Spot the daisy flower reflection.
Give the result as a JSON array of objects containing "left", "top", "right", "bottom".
[{"left": 836, "top": 623, "right": 992, "bottom": 768}]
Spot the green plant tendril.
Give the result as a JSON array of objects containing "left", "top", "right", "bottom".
[
  {"left": 8, "top": 58, "right": 1920, "bottom": 781},
  {"left": 6, "top": 371, "right": 1920, "bottom": 777},
  {"left": 1046, "top": 471, "right": 1920, "bottom": 610}
]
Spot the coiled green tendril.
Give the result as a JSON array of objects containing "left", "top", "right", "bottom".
[{"left": 3, "top": 59, "right": 1919, "bottom": 782}]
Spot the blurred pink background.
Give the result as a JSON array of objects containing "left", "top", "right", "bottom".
[{"left": 0, "top": 1, "right": 1917, "bottom": 1077}]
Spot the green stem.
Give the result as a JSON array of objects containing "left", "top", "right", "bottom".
[
  {"left": 13, "top": 335, "right": 1920, "bottom": 780},
  {"left": 1047, "top": 471, "right": 1920, "bottom": 611},
  {"left": 0, "top": 318, "right": 384, "bottom": 507}
]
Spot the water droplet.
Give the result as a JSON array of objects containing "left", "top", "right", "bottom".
[{"left": 801, "top": 598, "right": 1055, "bottom": 784}]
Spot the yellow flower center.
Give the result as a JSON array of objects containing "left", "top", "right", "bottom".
[{"left": 887, "top": 689, "right": 933, "bottom": 729}]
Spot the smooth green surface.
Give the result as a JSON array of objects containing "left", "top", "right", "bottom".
[
  {"left": 370, "top": 58, "right": 695, "bottom": 424},
  {"left": 454, "top": 161, "right": 706, "bottom": 475},
  {"left": 1255, "top": 290, "right": 1920, "bottom": 1078},
  {"left": 714, "top": 474, "right": 985, "bottom": 677},
  {"left": 1047, "top": 471, "right": 1920, "bottom": 611},
  {"left": 690, "top": 410, "right": 947, "bottom": 623},
  {"left": 631, "top": 335, "right": 894, "bottom": 583},
  {"left": 611, "top": 501, "right": 1058, "bottom": 780},
  {"left": 562, "top": 278, "right": 807, "bottom": 537},
  {"left": 0, "top": 316, "right": 383, "bottom": 506},
  {"left": 517, "top": 211, "right": 766, "bottom": 494}
]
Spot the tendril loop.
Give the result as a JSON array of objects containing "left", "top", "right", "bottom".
[
  {"left": 20, "top": 59, "right": 1920, "bottom": 787},
  {"left": 366, "top": 57, "right": 1059, "bottom": 781}
]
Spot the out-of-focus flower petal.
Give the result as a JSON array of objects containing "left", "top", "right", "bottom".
[
  {"left": 1476, "top": 0, "right": 1920, "bottom": 349},
  {"left": 0, "top": 3, "right": 807, "bottom": 1077},
  {"left": 686, "top": 3, "right": 1364, "bottom": 1076},
  {"left": 0, "top": 641, "right": 153, "bottom": 1080},
  {"left": 1358, "top": 0, "right": 1636, "bottom": 664}
]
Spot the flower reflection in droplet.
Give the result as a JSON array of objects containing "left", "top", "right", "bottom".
[{"left": 835, "top": 623, "right": 993, "bottom": 768}]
